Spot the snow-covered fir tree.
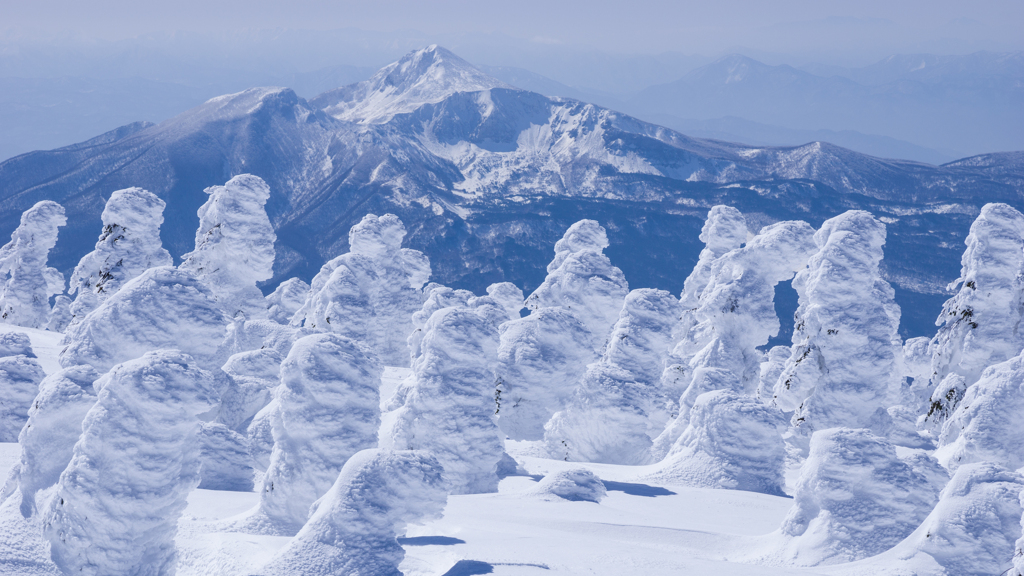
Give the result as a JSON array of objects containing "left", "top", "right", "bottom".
[
  {"left": 59, "top": 266, "right": 229, "bottom": 373},
  {"left": 264, "top": 277, "right": 310, "bottom": 324},
  {"left": 925, "top": 203, "right": 1024, "bottom": 431},
  {"left": 68, "top": 187, "right": 172, "bottom": 326},
  {"left": 0, "top": 201, "right": 66, "bottom": 329},
  {"left": 2, "top": 365, "right": 99, "bottom": 517},
  {"left": 44, "top": 351, "right": 217, "bottom": 576},
  {"left": 494, "top": 306, "right": 596, "bottom": 441},
  {"left": 653, "top": 220, "right": 815, "bottom": 457},
  {"left": 524, "top": 219, "right": 629, "bottom": 347},
  {"left": 296, "top": 214, "right": 431, "bottom": 366},
  {"left": 388, "top": 306, "right": 504, "bottom": 494},
  {"left": 661, "top": 205, "right": 750, "bottom": 403},
  {"left": 180, "top": 174, "right": 277, "bottom": 319},
  {"left": 261, "top": 449, "right": 447, "bottom": 576},
  {"left": 543, "top": 288, "right": 679, "bottom": 464},
  {"left": 771, "top": 211, "right": 903, "bottom": 437},
  {"left": 647, "top": 390, "right": 786, "bottom": 495},
  {"left": 778, "top": 428, "right": 940, "bottom": 566},
  {"left": 258, "top": 333, "right": 382, "bottom": 532},
  {"left": 0, "top": 336, "right": 47, "bottom": 443}
]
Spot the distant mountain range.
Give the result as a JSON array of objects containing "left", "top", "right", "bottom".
[{"left": 1, "top": 45, "right": 1022, "bottom": 339}]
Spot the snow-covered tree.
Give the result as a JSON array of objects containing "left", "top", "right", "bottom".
[
  {"left": 407, "top": 285, "right": 474, "bottom": 364},
  {"left": 778, "top": 427, "right": 940, "bottom": 566},
  {"left": 0, "top": 347, "right": 47, "bottom": 443},
  {"left": 925, "top": 203, "right": 1024, "bottom": 430},
  {"left": 5, "top": 365, "right": 99, "bottom": 517},
  {"left": 44, "top": 350, "right": 217, "bottom": 576},
  {"left": 661, "top": 206, "right": 750, "bottom": 402},
  {"left": 525, "top": 220, "right": 629, "bottom": 347},
  {"left": 937, "top": 350, "right": 1024, "bottom": 472},
  {"left": 59, "top": 266, "right": 229, "bottom": 373},
  {"left": 46, "top": 295, "right": 72, "bottom": 333},
  {"left": 180, "top": 174, "right": 277, "bottom": 319},
  {"left": 901, "top": 336, "right": 933, "bottom": 411},
  {"left": 0, "top": 201, "right": 66, "bottom": 329},
  {"left": 486, "top": 281, "right": 524, "bottom": 321},
  {"left": 217, "top": 348, "right": 283, "bottom": 432},
  {"left": 389, "top": 307, "right": 503, "bottom": 494},
  {"left": 903, "top": 462, "right": 1021, "bottom": 576},
  {"left": 259, "top": 333, "right": 382, "bottom": 532},
  {"left": 645, "top": 390, "right": 786, "bottom": 495},
  {"left": 653, "top": 220, "right": 815, "bottom": 457},
  {"left": 260, "top": 449, "right": 447, "bottom": 576},
  {"left": 295, "top": 214, "right": 431, "bottom": 366},
  {"left": 68, "top": 187, "right": 172, "bottom": 326},
  {"left": 771, "top": 211, "right": 903, "bottom": 437},
  {"left": 265, "top": 278, "right": 310, "bottom": 324},
  {"left": 494, "top": 307, "right": 595, "bottom": 441},
  {"left": 247, "top": 401, "right": 276, "bottom": 473},
  {"left": 198, "top": 422, "right": 254, "bottom": 492},
  {"left": 543, "top": 289, "right": 679, "bottom": 464},
  {"left": 755, "top": 346, "right": 790, "bottom": 402}
]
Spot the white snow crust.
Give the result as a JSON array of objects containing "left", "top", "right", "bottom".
[{"left": 0, "top": 201, "right": 66, "bottom": 330}]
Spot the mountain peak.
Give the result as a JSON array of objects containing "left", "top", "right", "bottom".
[{"left": 310, "top": 45, "right": 511, "bottom": 124}]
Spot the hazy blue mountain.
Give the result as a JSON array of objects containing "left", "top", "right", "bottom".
[
  {"left": 630, "top": 52, "right": 1024, "bottom": 158},
  {"left": 1, "top": 45, "right": 1021, "bottom": 340}
]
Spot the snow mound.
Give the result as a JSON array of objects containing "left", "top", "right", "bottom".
[{"left": 532, "top": 469, "right": 607, "bottom": 503}]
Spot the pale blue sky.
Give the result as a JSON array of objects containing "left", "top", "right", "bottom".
[{"left": 4, "top": 0, "right": 1022, "bottom": 57}]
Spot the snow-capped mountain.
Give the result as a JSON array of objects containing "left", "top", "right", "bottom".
[
  {"left": 310, "top": 45, "right": 511, "bottom": 124},
  {"left": 0, "top": 46, "right": 1021, "bottom": 338}
]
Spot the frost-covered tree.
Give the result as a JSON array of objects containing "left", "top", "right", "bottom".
[
  {"left": 259, "top": 333, "right": 382, "bottom": 532},
  {"left": 407, "top": 285, "right": 474, "bottom": 364},
  {"left": 778, "top": 428, "right": 940, "bottom": 566},
  {"left": 486, "top": 281, "right": 524, "bottom": 321},
  {"left": 494, "top": 307, "right": 595, "bottom": 441},
  {"left": 217, "top": 348, "right": 283, "bottom": 432},
  {"left": 59, "top": 266, "right": 229, "bottom": 373},
  {"left": 937, "top": 351, "right": 1024, "bottom": 472},
  {"left": 46, "top": 295, "right": 72, "bottom": 333},
  {"left": 198, "top": 422, "right": 254, "bottom": 492},
  {"left": 296, "top": 214, "right": 431, "bottom": 366},
  {"left": 389, "top": 307, "right": 503, "bottom": 494},
  {"left": 755, "top": 346, "right": 790, "bottom": 402},
  {"left": 265, "top": 278, "right": 310, "bottom": 324},
  {"left": 901, "top": 463, "right": 1021, "bottom": 576},
  {"left": 901, "top": 336, "right": 933, "bottom": 410},
  {"left": 44, "top": 351, "right": 217, "bottom": 576},
  {"left": 772, "top": 211, "right": 903, "bottom": 436},
  {"left": 180, "top": 174, "right": 277, "bottom": 319},
  {"left": 68, "top": 187, "right": 172, "bottom": 326},
  {"left": 261, "top": 449, "right": 447, "bottom": 576},
  {"left": 0, "top": 342, "right": 47, "bottom": 442},
  {"left": 5, "top": 365, "right": 99, "bottom": 517},
  {"left": 543, "top": 289, "right": 679, "bottom": 464},
  {"left": 646, "top": 390, "right": 786, "bottom": 495},
  {"left": 0, "top": 201, "right": 66, "bottom": 329},
  {"left": 925, "top": 203, "right": 1024, "bottom": 430},
  {"left": 661, "top": 206, "right": 749, "bottom": 402},
  {"left": 653, "top": 220, "right": 815, "bottom": 458},
  {"left": 525, "top": 220, "right": 629, "bottom": 347}
]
